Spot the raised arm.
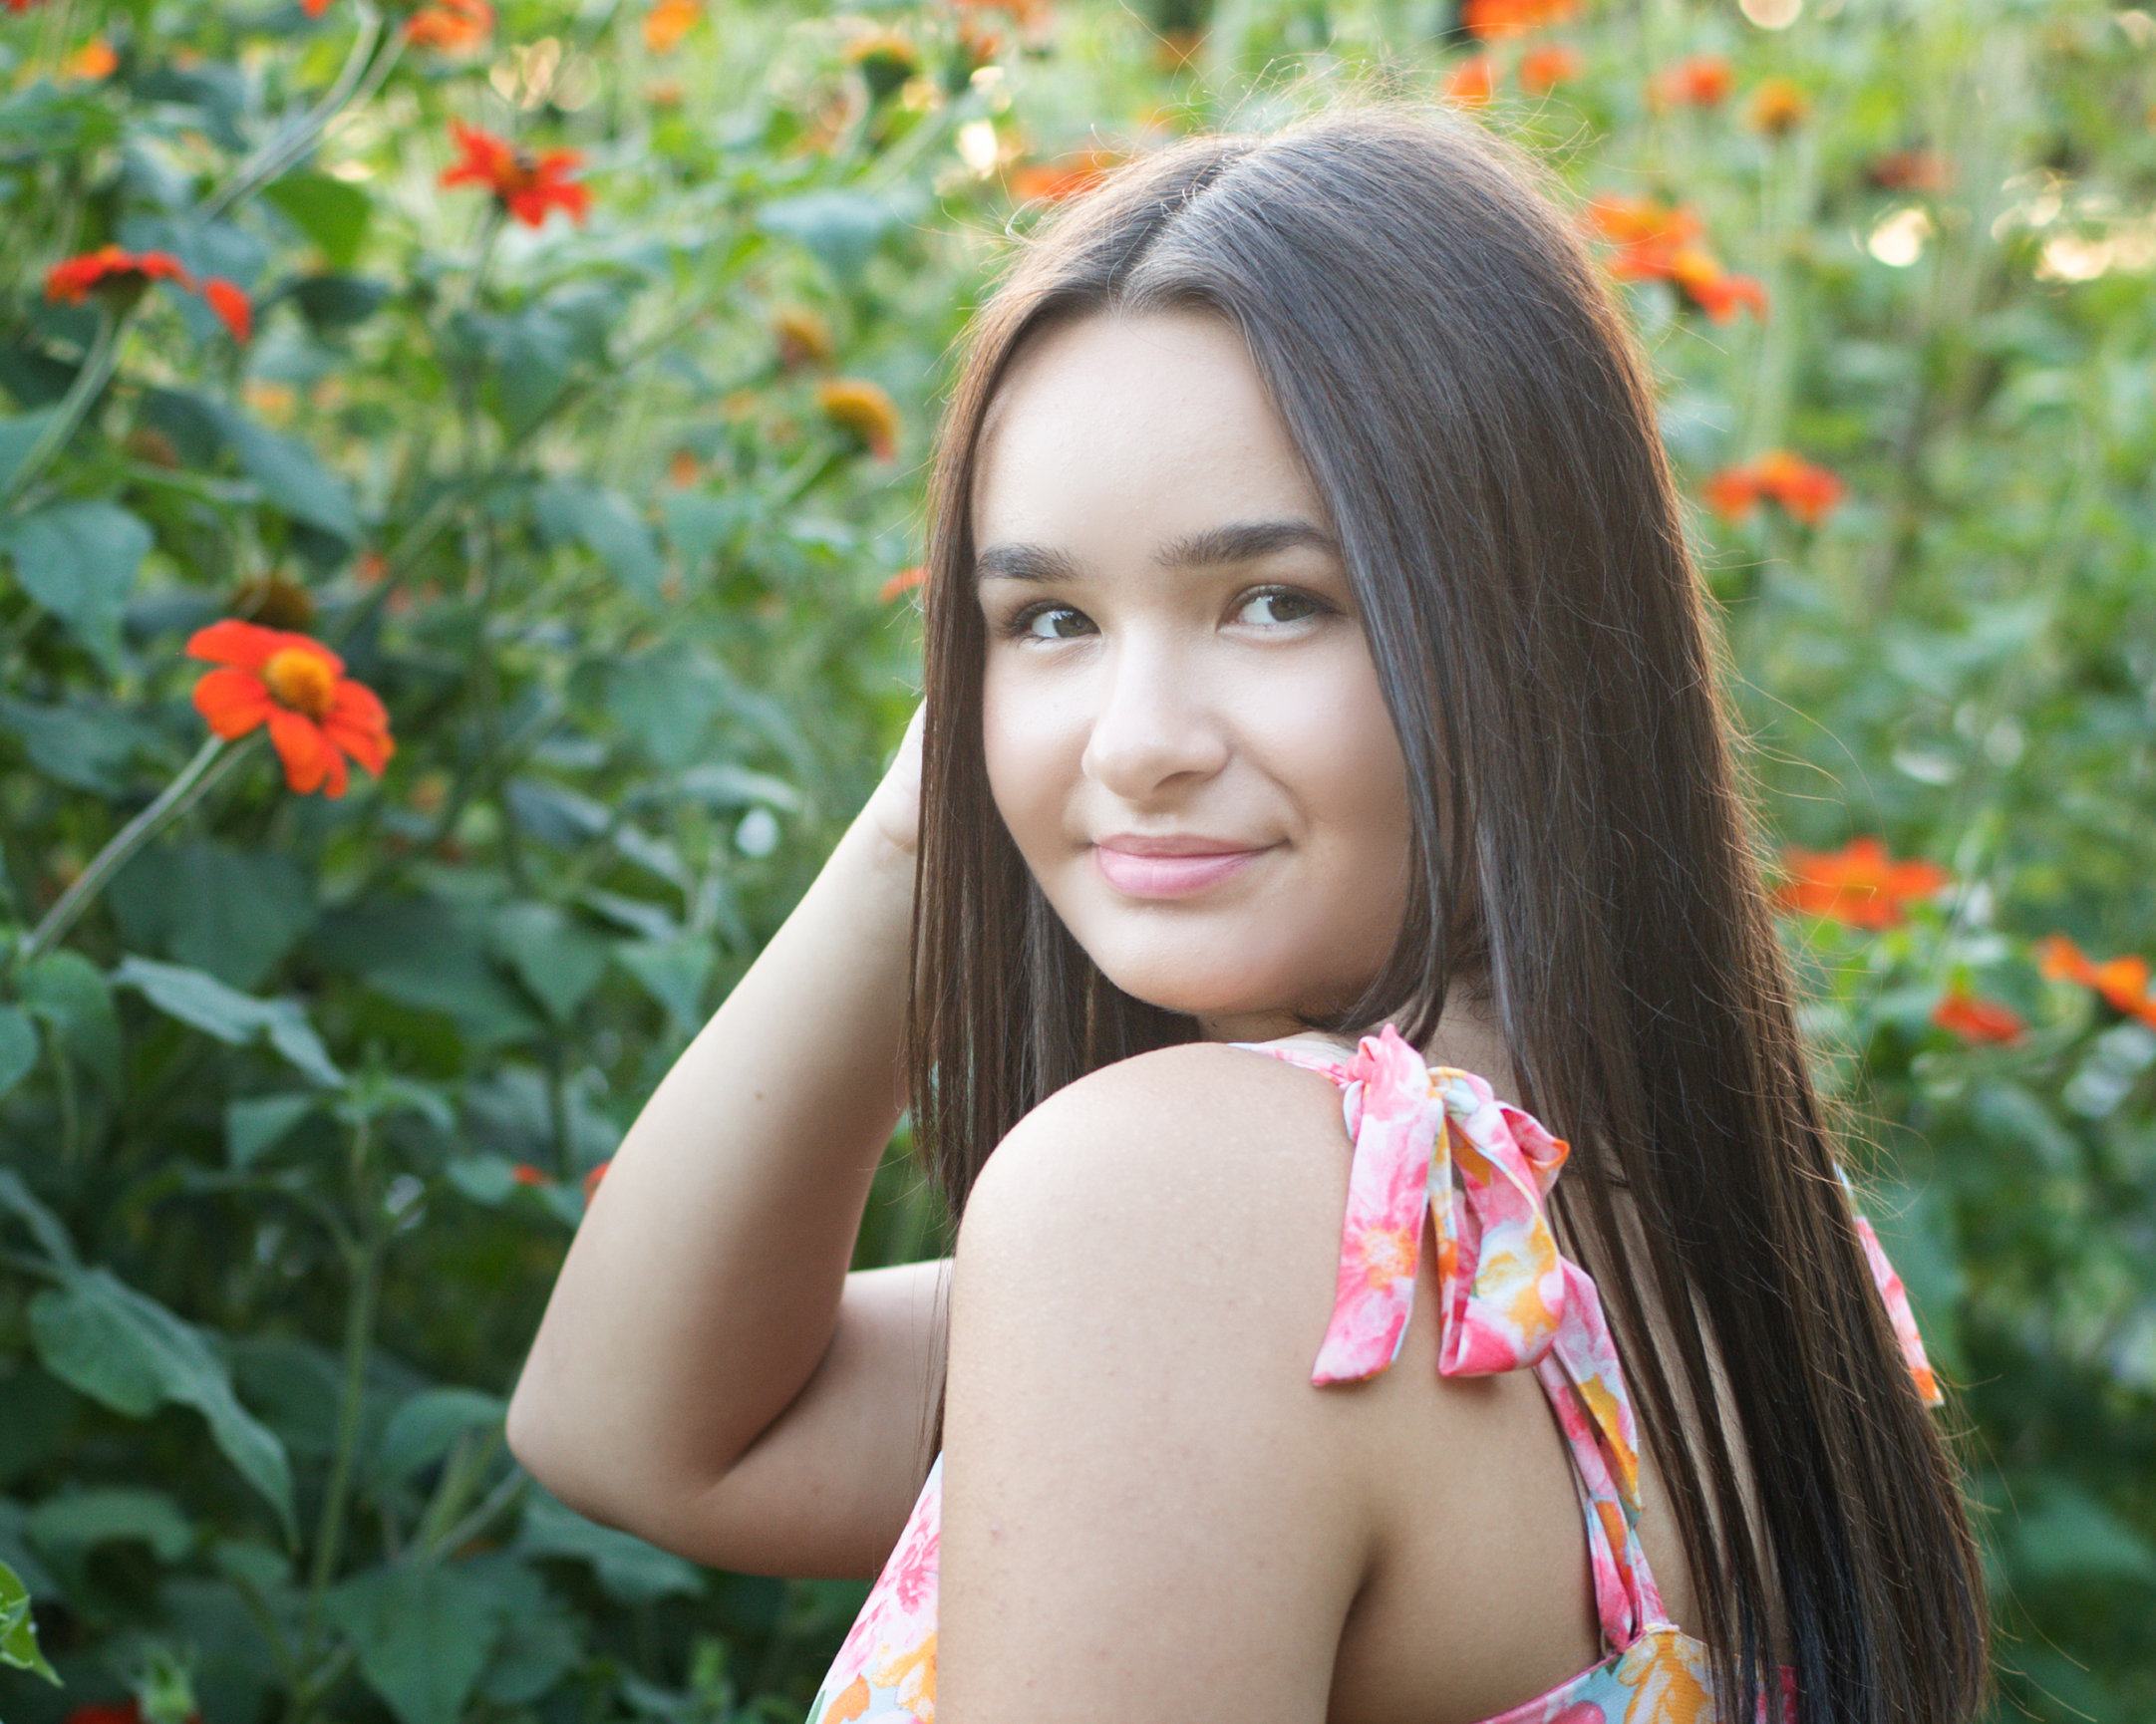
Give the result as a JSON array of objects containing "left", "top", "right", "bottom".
[{"left": 506, "top": 712, "right": 946, "bottom": 1579}]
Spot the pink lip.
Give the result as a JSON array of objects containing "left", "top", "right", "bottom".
[{"left": 1092, "top": 835, "right": 1270, "bottom": 899}]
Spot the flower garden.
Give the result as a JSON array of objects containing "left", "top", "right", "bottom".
[{"left": 0, "top": 0, "right": 2153, "bottom": 1717}]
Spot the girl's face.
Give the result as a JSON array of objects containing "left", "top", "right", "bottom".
[{"left": 973, "top": 311, "right": 1412, "bottom": 1042}]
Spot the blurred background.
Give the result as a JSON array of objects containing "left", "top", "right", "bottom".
[{"left": 0, "top": 0, "right": 2152, "bottom": 1717}]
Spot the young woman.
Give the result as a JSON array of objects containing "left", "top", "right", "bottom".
[{"left": 506, "top": 108, "right": 1988, "bottom": 1724}]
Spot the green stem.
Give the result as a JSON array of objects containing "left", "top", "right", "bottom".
[
  {"left": 3, "top": 306, "right": 121, "bottom": 510},
  {"left": 17, "top": 733, "right": 261, "bottom": 968},
  {"left": 197, "top": 9, "right": 392, "bottom": 223},
  {"left": 298, "top": 1116, "right": 385, "bottom": 1677}
]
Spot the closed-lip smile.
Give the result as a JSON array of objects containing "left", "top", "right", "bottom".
[{"left": 1091, "top": 833, "right": 1271, "bottom": 898}]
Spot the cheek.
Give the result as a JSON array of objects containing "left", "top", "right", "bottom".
[{"left": 980, "top": 658, "right": 1068, "bottom": 858}]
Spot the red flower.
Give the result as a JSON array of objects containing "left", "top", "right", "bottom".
[
  {"left": 441, "top": 123, "right": 590, "bottom": 228},
  {"left": 1443, "top": 54, "right": 1495, "bottom": 108},
  {"left": 45, "top": 246, "right": 192, "bottom": 305},
  {"left": 1775, "top": 837, "right": 1950, "bottom": 929},
  {"left": 1586, "top": 196, "right": 1766, "bottom": 323},
  {"left": 878, "top": 565, "right": 926, "bottom": 603},
  {"left": 202, "top": 277, "right": 252, "bottom": 344},
  {"left": 1461, "top": 0, "right": 1575, "bottom": 39},
  {"left": 1933, "top": 990, "right": 2026, "bottom": 1046},
  {"left": 2036, "top": 935, "right": 2156, "bottom": 1028},
  {"left": 1704, "top": 450, "right": 1844, "bottom": 525},
  {"left": 187, "top": 619, "right": 396, "bottom": 798},
  {"left": 511, "top": 1163, "right": 550, "bottom": 1187},
  {"left": 582, "top": 1159, "right": 611, "bottom": 1203},
  {"left": 406, "top": 0, "right": 493, "bottom": 50},
  {"left": 1518, "top": 44, "right": 1581, "bottom": 94},
  {"left": 1654, "top": 55, "right": 1731, "bottom": 107},
  {"left": 301, "top": 0, "right": 333, "bottom": 14}
]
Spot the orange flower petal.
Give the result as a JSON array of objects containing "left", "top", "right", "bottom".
[
  {"left": 192, "top": 668, "right": 276, "bottom": 737},
  {"left": 268, "top": 709, "right": 334, "bottom": 794},
  {"left": 1933, "top": 990, "right": 2025, "bottom": 1046}
]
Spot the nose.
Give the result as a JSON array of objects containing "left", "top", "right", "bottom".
[{"left": 1078, "top": 633, "right": 1230, "bottom": 802}]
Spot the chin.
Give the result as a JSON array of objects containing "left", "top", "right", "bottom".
[{"left": 1083, "top": 939, "right": 1305, "bottom": 1026}]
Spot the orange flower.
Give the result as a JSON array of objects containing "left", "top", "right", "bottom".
[
  {"left": 1775, "top": 836, "right": 1950, "bottom": 929},
  {"left": 45, "top": 245, "right": 192, "bottom": 305},
  {"left": 1676, "top": 258, "right": 1767, "bottom": 324},
  {"left": 187, "top": 619, "right": 395, "bottom": 798},
  {"left": 1747, "top": 77, "right": 1810, "bottom": 136},
  {"left": 62, "top": 36, "right": 118, "bottom": 79},
  {"left": 957, "top": 15, "right": 1004, "bottom": 65},
  {"left": 1461, "top": 0, "right": 1575, "bottom": 39},
  {"left": 582, "top": 1159, "right": 611, "bottom": 1203},
  {"left": 406, "top": 0, "right": 493, "bottom": 51},
  {"left": 666, "top": 447, "right": 700, "bottom": 487},
  {"left": 641, "top": 0, "right": 700, "bottom": 54},
  {"left": 511, "top": 1163, "right": 550, "bottom": 1187},
  {"left": 1443, "top": 54, "right": 1495, "bottom": 108},
  {"left": 1586, "top": 196, "right": 1764, "bottom": 322},
  {"left": 1007, "top": 147, "right": 1122, "bottom": 204},
  {"left": 1704, "top": 450, "right": 1842, "bottom": 524},
  {"left": 202, "top": 278, "right": 251, "bottom": 344},
  {"left": 2036, "top": 935, "right": 2156, "bottom": 1027},
  {"left": 440, "top": 123, "right": 589, "bottom": 228},
  {"left": 773, "top": 306, "right": 834, "bottom": 370},
  {"left": 1933, "top": 990, "right": 2026, "bottom": 1046},
  {"left": 845, "top": 26, "right": 920, "bottom": 99},
  {"left": 817, "top": 379, "right": 901, "bottom": 460},
  {"left": 300, "top": 0, "right": 332, "bottom": 14},
  {"left": 1518, "top": 44, "right": 1581, "bottom": 93},
  {"left": 1655, "top": 54, "right": 1731, "bottom": 107},
  {"left": 878, "top": 565, "right": 926, "bottom": 603}
]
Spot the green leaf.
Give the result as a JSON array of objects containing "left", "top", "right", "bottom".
[
  {"left": 324, "top": 1563, "right": 504, "bottom": 1724},
  {"left": 0, "top": 1556, "right": 58, "bottom": 1683},
  {"left": 261, "top": 173, "right": 373, "bottom": 270},
  {"left": 659, "top": 491, "right": 738, "bottom": 581},
  {"left": 0, "top": 1006, "right": 38, "bottom": 1101},
  {"left": 113, "top": 955, "right": 342, "bottom": 1088},
  {"left": 28, "top": 1269, "right": 295, "bottom": 1538},
  {"left": 757, "top": 190, "right": 895, "bottom": 283},
  {"left": 444, "top": 1155, "right": 520, "bottom": 1207},
  {"left": 1, "top": 500, "right": 154, "bottom": 670},
  {"left": 488, "top": 903, "right": 610, "bottom": 1024},
  {"left": 109, "top": 841, "right": 317, "bottom": 992},
  {"left": 209, "top": 408, "right": 359, "bottom": 542},
  {"left": 614, "top": 937, "right": 713, "bottom": 1037},
  {"left": 531, "top": 483, "right": 664, "bottom": 600},
  {"left": 375, "top": 1387, "right": 504, "bottom": 1486},
  {"left": 292, "top": 274, "right": 391, "bottom": 332},
  {"left": 0, "top": 695, "right": 159, "bottom": 795},
  {"left": 0, "top": 411, "right": 58, "bottom": 494},
  {"left": 0, "top": 1169, "right": 80, "bottom": 1272},
  {"left": 26, "top": 1487, "right": 194, "bottom": 1563},
  {"left": 223, "top": 1093, "right": 316, "bottom": 1169},
  {"left": 313, "top": 900, "right": 541, "bottom": 1048},
  {"left": 20, "top": 950, "right": 121, "bottom": 1092},
  {"left": 515, "top": 1490, "right": 703, "bottom": 1604},
  {"left": 2008, "top": 1481, "right": 2156, "bottom": 1586}
]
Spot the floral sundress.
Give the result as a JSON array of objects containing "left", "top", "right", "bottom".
[{"left": 806, "top": 1023, "right": 1945, "bottom": 1724}]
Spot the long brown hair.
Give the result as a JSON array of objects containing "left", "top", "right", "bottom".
[{"left": 907, "top": 105, "right": 1986, "bottom": 1724}]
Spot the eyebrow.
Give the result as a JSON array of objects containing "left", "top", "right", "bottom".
[{"left": 973, "top": 517, "right": 1338, "bottom": 584}]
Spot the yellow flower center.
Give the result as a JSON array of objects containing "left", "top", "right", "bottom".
[{"left": 264, "top": 647, "right": 336, "bottom": 719}]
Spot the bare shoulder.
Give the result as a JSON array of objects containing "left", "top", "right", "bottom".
[
  {"left": 947, "top": 1038, "right": 1373, "bottom": 1492},
  {"left": 938, "top": 1042, "right": 1375, "bottom": 1723},
  {"left": 958, "top": 1039, "right": 1353, "bottom": 1274}
]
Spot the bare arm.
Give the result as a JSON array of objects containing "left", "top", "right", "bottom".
[{"left": 506, "top": 714, "right": 944, "bottom": 1578}]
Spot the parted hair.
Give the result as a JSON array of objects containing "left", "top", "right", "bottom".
[{"left": 906, "top": 104, "right": 1987, "bottom": 1724}]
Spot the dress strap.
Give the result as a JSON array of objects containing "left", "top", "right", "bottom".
[
  {"left": 1239, "top": 1023, "right": 1668, "bottom": 1650},
  {"left": 1240, "top": 1023, "right": 1951, "bottom": 1656}
]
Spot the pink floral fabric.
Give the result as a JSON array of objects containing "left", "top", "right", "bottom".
[{"left": 804, "top": 1023, "right": 1943, "bottom": 1724}]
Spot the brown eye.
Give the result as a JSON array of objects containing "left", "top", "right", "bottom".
[
  {"left": 1020, "top": 605, "right": 1095, "bottom": 641},
  {"left": 1235, "top": 588, "right": 1324, "bottom": 627}
]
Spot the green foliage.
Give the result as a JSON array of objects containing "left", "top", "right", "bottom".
[{"left": 0, "top": 0, "right": 2150, "bottom": 1719}]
